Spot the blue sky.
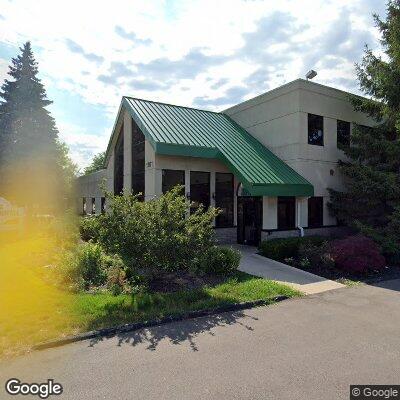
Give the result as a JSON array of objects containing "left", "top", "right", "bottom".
[{"left": 0, "top": 0, "right": 385, "bottom": 170}]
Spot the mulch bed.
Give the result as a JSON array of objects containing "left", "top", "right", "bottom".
[
  {"left": 148, "top": 271, "right": 226, "bottom": 293},
  {"left": 289, "top": 262, "right": 400, "bottom": 284}
]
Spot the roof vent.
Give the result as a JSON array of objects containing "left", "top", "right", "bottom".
[{"left": 306, "top": 70, "right": 317, "bottom": 80}]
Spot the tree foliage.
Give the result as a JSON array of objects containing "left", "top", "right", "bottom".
[
  {"left": 97, "top": 186, "right": 219, "bottom": 275},
  {"left": 0, "top": 42, "right": 77, "bottom": 210},
  {"left": 329, "top": 1, "right": 400, "bottom": 261},
  {"left": 83, "top": 151, "right": 105, "bottom": 175}
]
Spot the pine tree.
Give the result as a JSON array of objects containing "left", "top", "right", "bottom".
[
  {"left": 0, "top": 42, "right": 76, "bottom": 210},
  {"left": 329, "top": 1, "right": 400, "bottom": 261}
]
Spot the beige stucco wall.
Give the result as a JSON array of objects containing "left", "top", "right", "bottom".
[
  {"left": 224, "top": 78, "right": 374, "bottom": 227},
  {"left": 76, "top": 169, "right": 107, "bottom": 214}
]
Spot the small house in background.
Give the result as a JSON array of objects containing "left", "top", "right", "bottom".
[{"left": 76, "top": 79, "right": 372, "bottom": 245}]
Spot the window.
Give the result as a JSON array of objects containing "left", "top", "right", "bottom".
[
  {"left": 190, "top": 171, "right": 210, "bottom": 214},
  {"left": 162, "top": 169, "right": 185, "bottom": 194},
  {"left": 101, "top": 197, "right": 106, "bottom": 214},
  {"left": 113, "top": 125, "right": 124, "bottom": 195},
  {"left": 337, "top": 120, "right": 350, "bottom": 148},
  {"left": 131, "top": 120, "right": 145, "bottom": 201},
  {"left": 91, "top": 198, "right": 96, "bottom": 214},
  {"left": 82, "top": 198, "right": 86, "bottom": 215},
  {"left": 215, "top": 173, "right": 234, "bottom": 227},
  {"left": 308, "top": 197, "right": 323, "bottom": 228},
  {"left": 308, "top": 114, "right": 324, "bottom": 146},
  {"left": 277, "top": 196, "right": 295, "bottom": 230}
]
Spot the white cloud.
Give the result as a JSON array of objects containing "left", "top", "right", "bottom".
[
  {"left": 57, "top": 121, "right": 109, "bottom": 170},
  {"left": 0, "top": 0, "right": 384, "bottom": 166}
]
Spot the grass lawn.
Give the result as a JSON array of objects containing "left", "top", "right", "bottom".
[
  {"left": 73, "top": 272, "right": 301, "bottom": 331},
  {"left": 0, "top": 235, "right": 301, "bottom": 358}
]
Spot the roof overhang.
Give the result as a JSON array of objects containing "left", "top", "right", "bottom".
[{"left": 104, "top": 96, "right": 315, "bottom": 198}]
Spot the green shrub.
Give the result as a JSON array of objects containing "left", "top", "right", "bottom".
[
  {"left": 199, "top": 246, "right": 241, "bottom": 275},
  {"left": 259, "top": 236, "right": 325, "bottom": 262},
  {"left": 298, "top": 241, "right": 335, "bottom": 270},
  {"left": 79, "top": 216, "right": 100, "bottom": 242},
  {"left": 98, "top": 186, "right": 219, "bottom": 275},
  {"left": 57, "top": 242, "right": 112, "bottom": 291},
  {"left": 105, "top": 261, "right": 132, "bottom": 295}
]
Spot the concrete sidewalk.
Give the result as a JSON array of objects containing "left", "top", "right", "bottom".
[{"left": 234, "top": 244, "right": 344, "bottom": 294}]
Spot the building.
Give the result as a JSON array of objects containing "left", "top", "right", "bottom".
[{"left": 76, "top": 78, "right": 372, "bottom": 245}]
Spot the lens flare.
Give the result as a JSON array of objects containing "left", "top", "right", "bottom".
[{"left": 0, "top": 163, "right": 78, "bottom": 358}]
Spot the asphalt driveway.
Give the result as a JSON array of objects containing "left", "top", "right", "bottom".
[{"left": 1, "top": 280, "right": 400, "bottom": 400}]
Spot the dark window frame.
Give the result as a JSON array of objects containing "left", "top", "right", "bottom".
[
  {"left": 190, "top": 171, "right": 210, "bottom": 214},
  {"left": 277, "top": 196, "right": 296, "bottom": 230},
  {"left": 82, "top": 197, "right": 86, "bottom": 215},
  {"left": 337, "top": 120, "right": 350, "bottom": 148},
  {"left": 91, "top": 198, "right": 96, "bottom": 215},
  {"left": 131, "top": 119, "right": 145, "bottom": 201},
  {"left": 101, "top": 197, "right": 106, "bottom": 214},
  {"left": 215, "top": 172, "right": 234, "bottom": 228},
  {"left": 308, "top": 196, "right": 324, "bottom": 228},
  {"left": 308, "top": 113, "right": 324, "bottom": 146},
  {"left": 162, "top": 169, "right": 185, "bottom": 194}
]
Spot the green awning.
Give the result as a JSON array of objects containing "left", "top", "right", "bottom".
[{"left": 120, "top": 96, "right": 314, "bottom": 197}]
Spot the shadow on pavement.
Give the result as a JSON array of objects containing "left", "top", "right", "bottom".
[
  {"left": 370, "top": 278, "right": 400, "bottom": 292},
  {"left": 87, "top": 309, "right": 258, "bottom": 352}
]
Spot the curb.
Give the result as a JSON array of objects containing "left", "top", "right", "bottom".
[{"left": 32, "top": 296, "right": 289, "bottom": 351}]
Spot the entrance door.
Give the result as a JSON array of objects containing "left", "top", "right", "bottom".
[{"left": 237, "top": 197, "right": 263, "bottom": 245}]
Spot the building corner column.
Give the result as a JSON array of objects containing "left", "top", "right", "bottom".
[{"left": 123, "top": 112, "right": 132, "bottom": 195}]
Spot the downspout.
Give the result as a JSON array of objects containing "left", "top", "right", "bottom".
[{"left": 297, "top": 198, "right": 304, "bottom": 237}]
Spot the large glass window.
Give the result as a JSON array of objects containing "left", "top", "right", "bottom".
[
  {"left": 277, "top": 196, "right": 295, "bottom": 230},
  {"left": 190, "top": 171, "right": 210, "bottom": 214},
  {"left": 101, "top": 197, "right": 106, "bottom": 214},
  {"left": 337, "top": 120, "right": 350, "bottom": 148},
  {"left": 131, "top": 119, "right": 145, "bottom": 200},
  {"left": 308, "top": 196, "right": 323, "bottom": 228},
  {"left": 113, "top": 125, "right": 124, "bottom": 195},
  {"left": 91, "top": 198, "right": 96, "bottom": 215},
  {"left": 82, "top": 198, "right": 86, "bottom": 215},
  {"left": 215, "top": 173, "right": 234, "bottom": 227},
  {"left": 162, "top": 169, "right": 185, "bottom": 194},
  {"left": 308, "top": 114, "right": 324, "bottom": 146}
]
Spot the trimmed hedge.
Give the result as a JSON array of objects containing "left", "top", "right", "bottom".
[
  {"left": 259, "top": 236, "right": 325, "bottom": 262},
  {"left": 199, "top": 246, "right": 241, "bottom": 275}
]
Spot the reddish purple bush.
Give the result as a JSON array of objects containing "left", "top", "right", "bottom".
[{"left": 329, "top": 235, "right": 386, "bottom": 274}]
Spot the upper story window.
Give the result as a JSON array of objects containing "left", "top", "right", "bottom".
[
  {"left": 308, "top": 114, "right": 324, "bottom": 146},
  {"left": 337, "top": 120, "right": 350, "bottom": 148}
]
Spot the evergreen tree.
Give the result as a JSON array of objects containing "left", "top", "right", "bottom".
[
  {"left": 329, "top": 1, "right": 400, "bottom": 261},
  {"left": 83, "top": 151, "right": 105, "bottom": 175},
  {"left": 0, "top": 42, "right": 76, "bottom": 210}
]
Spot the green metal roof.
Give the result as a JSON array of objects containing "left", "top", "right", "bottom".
[{"left": 121, "top": 96, "right": 313, "bottom": 197}]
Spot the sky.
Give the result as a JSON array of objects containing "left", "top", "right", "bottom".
[{"left": 0, "top": 0, "right": 386, "bottom": 170}]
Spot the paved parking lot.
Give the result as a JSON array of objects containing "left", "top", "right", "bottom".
[{"left": 1, "top": 280, "right": 400, "bottom": 400}]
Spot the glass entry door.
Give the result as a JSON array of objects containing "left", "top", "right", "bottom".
[{"left": 237, "top": 197, "right": 263, "bottom": 245}]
